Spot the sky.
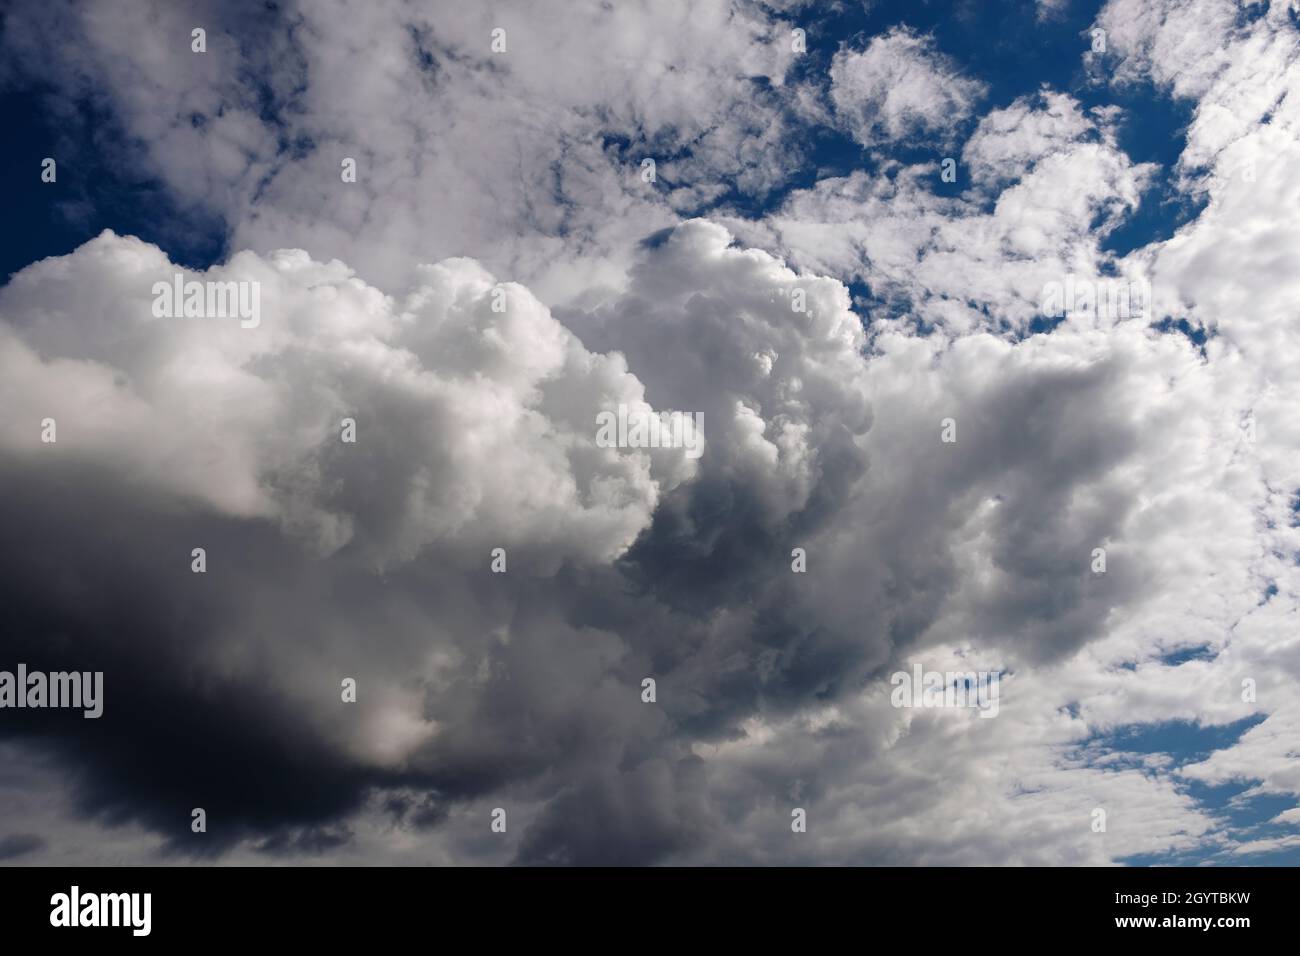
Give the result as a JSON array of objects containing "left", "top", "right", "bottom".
[{"left": 1, "top": 0, "right": 1299, "bottom": 866}]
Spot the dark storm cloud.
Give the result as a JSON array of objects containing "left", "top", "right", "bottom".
[
  {"left": 0, "top": 452, "right": 653, "bottom": 858},
  {"left": 0, "top": 460, "right": 390, "bottom": 855},
  {"left": 0, "top": 833, "right": 46, "bottom": 861},
  {"left": 514, "top": 756, "right": 711, "bottom": 866}
]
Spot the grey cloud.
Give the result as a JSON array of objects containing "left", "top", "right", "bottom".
[{"left": 0, "top": 833, "right": 46, "bottom": 861}]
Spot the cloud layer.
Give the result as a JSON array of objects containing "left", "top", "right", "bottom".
[{"left": 2, "top": 0, "right": 1299, "bottom": 865}]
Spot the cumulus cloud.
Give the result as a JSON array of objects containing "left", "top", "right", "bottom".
[
  {"left": 962, "top": 90, "right": 1097, "bottom": 187},
  {"left": 723, "top": 89, "right": 1156, "bottom": 336},
  {"left": 3, "top": 202, "right": 1290, "bottom": 865},
  {"left": 0, "top": 221, "right": 877, "bottom": 862},
  {"left": 3, "top": 0, "right": 1300, "bottom": 867},
  {"left": 828, "top": 27, "right": 987, "bottom": 148},
  {"left": 1088, "top": 0, "right": 1300, "bottom": 820},
  {"left": 0, "top": 231, "right": 697, "bottom": 569},
  {"left": 0, "top": 0, "right": 806, "bottom": 303}
]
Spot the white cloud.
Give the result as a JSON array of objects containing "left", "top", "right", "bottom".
[
  {"left": 0, "top": 0, "right": 806, "bottom": 304},
  {"left": 0, "top": 231, "right": 696, "bottom": 570},
  {"left": 828, "top": 27, "right": 987, "bottom": 148},
  {"left": 723, "top": 91, "right": 1155, "bottom": 336}
]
